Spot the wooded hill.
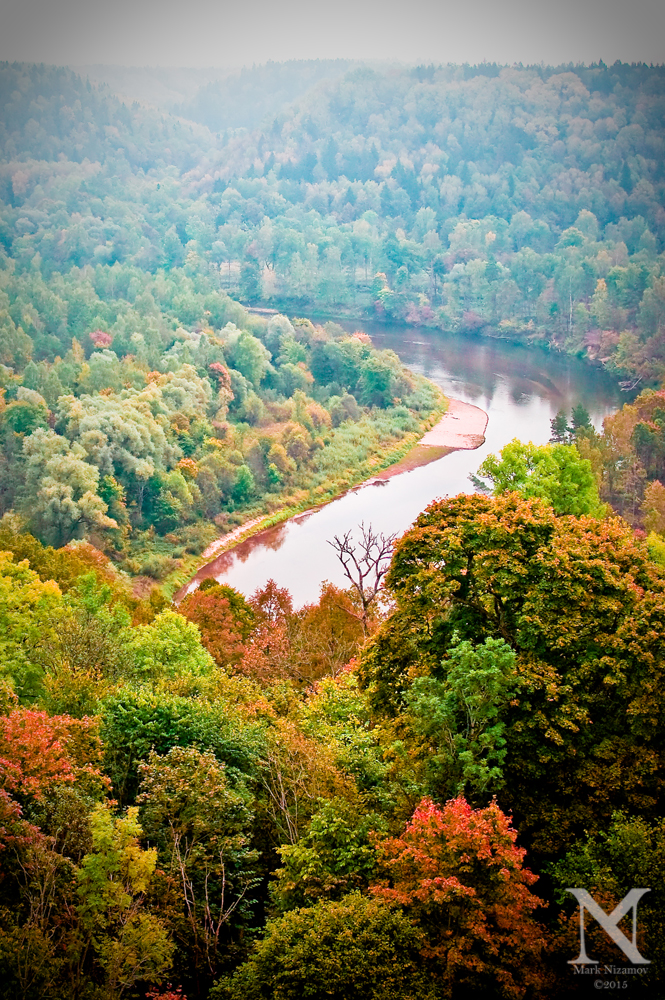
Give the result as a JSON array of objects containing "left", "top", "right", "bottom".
[{"left": 2, "top": 60, "right": 664, "bottom": 380}]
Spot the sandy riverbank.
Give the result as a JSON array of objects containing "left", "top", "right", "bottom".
[{"left": 363, "top": 397, "right": 488, "bottom": 483}]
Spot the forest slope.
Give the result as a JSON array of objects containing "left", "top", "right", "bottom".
[{"left": 2, "top": 61, "right": 664, "bottom": 383}]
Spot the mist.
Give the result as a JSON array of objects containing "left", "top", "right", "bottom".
[{"left": 1, "top": 0, "right": 663, "bottom": 69}]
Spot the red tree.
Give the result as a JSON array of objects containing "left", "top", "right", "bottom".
[
  {"left": 0, "top": 709, "right": 106, "bottom": 801},
  {"left": 179, "top": 587, "right": 248, "bottom": 669},
  {"left": 371, "top": 797, "right": 548, "bottom": 998}
]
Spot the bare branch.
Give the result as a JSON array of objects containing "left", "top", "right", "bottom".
[{"left": 328, "top": 521, "right": 396, "bottom": 635}]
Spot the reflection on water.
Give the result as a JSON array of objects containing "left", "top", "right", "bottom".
[{"left": 184, "top": 326, "right": 625, "bottom": 607}]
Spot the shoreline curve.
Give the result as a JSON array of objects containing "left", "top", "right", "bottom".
[{"left": 174, "top": 397, "right": 488, "bottom": 602}]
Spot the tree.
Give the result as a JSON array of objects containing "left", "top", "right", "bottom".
[
  {"left": 138, "top": 747, "right": 258, "bottom": 989},
  {"left": 549, "top": 410, "right": 571, "bottom": 444},
  {"left": 549, "top": 811, "right": 665, "bottom": 984},
  {"left": 294, "top": 583, "right": 366, "bottom": 681},
  {"left": 643, "top": 479, "right": 665, "bottom": 534},
  {"left": 75, "top": 805, "right": 174, "bottom": 999},
  {"left": 0, "top": 707, "right": 105, "bottom": 803},
  {"left": 125, "top": 610, "right": 215, "bottom": 683},
  {"left": 328, "top": 522, "right": 396, "bottom": 635},
  {"left": 22, "top": 428, "right": 117, "bottom": 547},
  {"left": 270, "top": 797, "right": 384, "bottom": 911},
  {"left": 571, "top": 403, "right": 592, "bottom": 432},
  {"left": 257, "top": 716, "right": 349, "bottom": 846},
  {"left": 211, "top": 893, "right": 434, "bottom": 1000},
  {"left": 179, "top": 584, "right": 253, "bottom": 670},
  {"left": 363, "top": 492, "right": 665, "bottom": 854},
  {"left": 0, "top": 550, "right": 63, "bottom": 700},
  {"left": 240, "top": 580, "right": 295, "bottom": 683},
  {"left": 100, "top": 688, "right": 262, "bottom": 808},
  {"left": 371, "top": 797, "right": 547, "bottom": 998},
  {"left": 357, "top": 350, "right": 413, "bottom": 407},
  {"left": 407, "top": 633, "right": 519, "bottom": 799},
  {"left": 0, "top": 789, "right": 74, "bottom": 1000},
  {"left": 475, "top": 439, "right": 605, "bottom": 517}
]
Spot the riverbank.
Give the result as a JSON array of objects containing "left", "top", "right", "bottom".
[
  {"left": 162, "top": 389, "right": 449, "bottom": 599},
  {"left": 363, "top": 398, "right": 488, "bottom": 483},
  {"left": 172, "top": 396, "right": 488, "bottom": 602}
]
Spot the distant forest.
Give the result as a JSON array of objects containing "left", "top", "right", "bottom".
[{"left": 1, "top": 60, "right": 664, "bottom": 382}]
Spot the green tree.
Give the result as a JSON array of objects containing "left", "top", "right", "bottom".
[
  {"left": 138, "top": 746, "right": 258, "bottom": 988},
  {"left": 22, "top": 428, "right": 117, "bottom": 546},
  {"left": 475, "top": 439, "right": 605, "bottom": 517},
  {"left": 407, "top": 634, "right": 519, "bottom": 799},
  {"left": 548, "top": 811, "right": 665, "bottom": 983},
  {"left": 0, "top": 549, "right": 63, "bottom": 700},
  {"left": 212, "top": 893, "right": 435, "bottom": 1000},
  {"left": 549, "top": 409, "right": 571, "bottom": 444},
  {"left": 101, "top": 688, "right": 263, "bottom": 807},
  {"left": 270, "top": 797, "right": 385, "bottom": 911}
]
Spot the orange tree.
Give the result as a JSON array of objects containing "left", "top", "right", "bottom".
[
  {"left": 371, "top": 796, "right": 548, "bottom": 999},
  {"left": 179, "top": 583, "right": 252, "bottom": 670},
  {"left": 359, "top": 492, "right": 665, "bottom": 855}
]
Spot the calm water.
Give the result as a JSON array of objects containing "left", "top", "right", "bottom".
[{"left": 183, "top": 327, "right": 625, "bottom": 606}]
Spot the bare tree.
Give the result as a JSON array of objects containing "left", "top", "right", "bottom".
[{"left": 328, "top": 521, "right": 397, "bottom": 636}]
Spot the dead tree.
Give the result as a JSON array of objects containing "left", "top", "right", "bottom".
[{"left": 328, "top": 521, "right": 397, "bottom": 635}]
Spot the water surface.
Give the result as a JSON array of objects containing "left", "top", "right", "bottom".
[{"left": 184, "top": 327, "right": 625, "bottom": 606}]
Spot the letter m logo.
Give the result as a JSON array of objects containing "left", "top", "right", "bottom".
[{"left": 566, "top": 888, "right": 651, "bottom": 965}]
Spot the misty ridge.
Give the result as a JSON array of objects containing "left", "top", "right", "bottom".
[{"left": 1, "top": 57, "right": 664, "bottom": 383}]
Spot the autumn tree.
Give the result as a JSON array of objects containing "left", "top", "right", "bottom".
[
  {"left": 292, "top": 583, "right": 366, "bottom": 681},
  {"left": 361, "top": 492, "right": 665, "bottom": 854},
  {"left": 371, "top": 797, "right": 548, "bottom": 998},
  {"left": 74, "top": 805, "right": 173, "bottom": 999},
  {"left": 0, "top": 709, "right": 109, "bottom": 999},
  {"left": 178, "top": 583, "right": 252, "bottom": 670},
  {"left": 257, "top": 716, "right": 351, "bottom": 846},
  {"left": 241, "top": 580, "right": 295, "bottom": 683}
]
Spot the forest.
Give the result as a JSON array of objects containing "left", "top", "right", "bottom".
[
  {"left": 2, "top": 61, "right": 665, "bottom": 379},
  {"left": 1, "top": 58, "right": 665, "bottom": 998}
]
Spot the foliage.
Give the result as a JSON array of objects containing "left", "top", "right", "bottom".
[
  {"left": 475, "top": 439, "right": 606, "bottom": 517},
  {"left": 0, "top": 549, "right": 63, "bottom": 700},
  {"left": 75, "top": 805, "right": 174, "bottom": 998},
  {"left": 371, "top": 797, "right": 547, "bottom": 998},
  {"left": 270, "top": 797, "right": 385, "bottom": 910},
  {"left": 363, "top": 492, "right": 665, "bottom": 854},
  {"left": 138, "top": 747, "right": 258, "bottom": 989},
  {"left": 548, "top": 811, "right": 665, "bottom": 984},
  {"left": 0, "top": 706, "right": 106, "bottom": 803},
  {"left": 406, "top": 634, "right": 519, "bottom": 798},
  {"left": 211, "top": 893, "right": 436, "bottom": 1000},
  {"left": 100, "top": 687, "right": 264, "bottom": 807},
  {"left": 179, "top": 585, "right": 250, "bottom": 669}
]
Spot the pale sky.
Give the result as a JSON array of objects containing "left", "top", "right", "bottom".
[{"left": 0, "top": 0, "right": 663, "bottom": 68}]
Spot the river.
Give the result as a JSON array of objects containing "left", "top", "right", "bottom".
[{"left": 182, "top": 326, "right": 626, "bottom": 607}]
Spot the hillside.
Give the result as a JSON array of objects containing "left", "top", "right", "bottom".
[{"left": 2, "top": 60, "right": 664, "bottom": 382}]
